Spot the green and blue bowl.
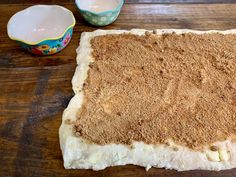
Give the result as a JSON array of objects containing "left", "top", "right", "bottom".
[
  {"left": 75, "top": 0, "right": 124, "bottom": 26},
  {"left": 7, "top": 5, "right": 76, "bottom": 55}
]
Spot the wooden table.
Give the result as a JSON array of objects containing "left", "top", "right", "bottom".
[{"left": 1, "top": 0, "right": 236, "bottom": 176}]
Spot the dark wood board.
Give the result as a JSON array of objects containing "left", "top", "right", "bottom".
[
  {"left": 1, "top": 1, "right": 236, "bottom": 177},
  {"left": 1, "top": 0, "right": 236, "bottom": 4}
]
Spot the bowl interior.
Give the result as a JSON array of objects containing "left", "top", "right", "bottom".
[
  {"left": 76, "top": 0, "right": 123, "bottom": 13},
  {"left": 7, "top": 5, "right": 75, "bottom": 44}
]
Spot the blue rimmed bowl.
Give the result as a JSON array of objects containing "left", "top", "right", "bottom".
[
  {"left": 7, "top": 5, "right": 76, "bottom": 55},
  {"left": 75, "top": 0, "right": 124, "bottom": 26}
]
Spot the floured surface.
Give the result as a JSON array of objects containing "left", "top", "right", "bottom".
[{"left": 59, "top": 29, "right": 236, "bottom": 171}]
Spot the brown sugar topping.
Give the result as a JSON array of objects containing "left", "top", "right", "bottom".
[{"left": 75, "top": 32, "right": 236, "bottom": 149}]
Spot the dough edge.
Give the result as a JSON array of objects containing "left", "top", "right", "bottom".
[{"left": 59, "top": 29, "right": 236, "bottom": 171}]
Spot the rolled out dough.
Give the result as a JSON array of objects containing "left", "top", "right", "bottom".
[{"left": 59, "top": 29, "right": 236, "bottom": 171}]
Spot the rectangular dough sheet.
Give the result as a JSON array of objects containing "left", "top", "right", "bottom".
[{"left": 59, "top": 29, "right": 236, "bottom": 171}]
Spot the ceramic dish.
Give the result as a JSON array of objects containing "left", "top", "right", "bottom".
[
  {"left": 7, "top": 5, "right": 76, "bottom": 55},
  {"left": 75, "top": 0, "right": 124, "bottom": 26}
]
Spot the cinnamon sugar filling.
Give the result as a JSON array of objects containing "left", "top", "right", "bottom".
[{"left": 75, "top": 32, "right": 236, "bottom": 149}]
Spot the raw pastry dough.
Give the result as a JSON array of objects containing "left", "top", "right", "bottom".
[{"left": 59, "top": 29, "right": 236, "bottom": 171}]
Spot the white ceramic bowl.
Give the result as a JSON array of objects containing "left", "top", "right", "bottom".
[
  {"left": 7, "top": 5, "right": 76, "bottom": 55},
  {"left": 75, "top": 0, "right": 124, "bottom": 26}
]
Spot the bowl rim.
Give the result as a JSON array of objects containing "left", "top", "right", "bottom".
[
  {"left": 7, "top": 5, "right": 76, "bottom": 45},
  {"left": 75, "top": 0, "right": 124, "bottom": 16}
]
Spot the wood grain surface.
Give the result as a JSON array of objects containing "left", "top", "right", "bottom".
[
  {"left": 1, "top": 0, "right": 236, "bottom": 4},
  {"left": 1, "top": 1, "right": 236, "bottom": 177}
]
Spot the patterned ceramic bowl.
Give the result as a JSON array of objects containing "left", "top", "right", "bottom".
[
  {"left": 7, "top": 5, "right": 76, "bottom": 55},
  {"left": 75, "top": 0, "right": 124, "bottom": 26}
]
